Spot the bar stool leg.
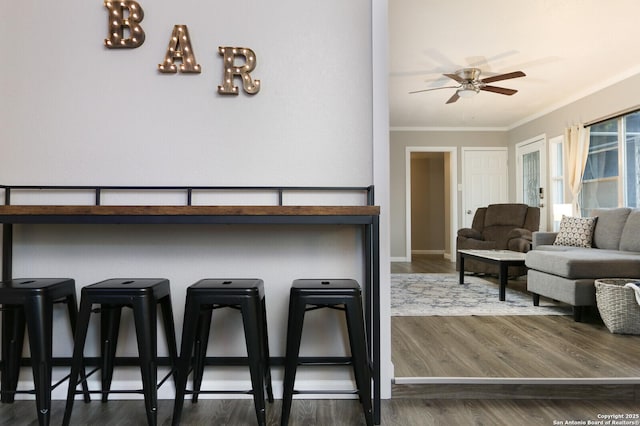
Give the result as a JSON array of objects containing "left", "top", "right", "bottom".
[
  {"left": 172, "top": 294, "right": 201, "bottom": 426},
  {"left": 280, "top": 297, "right": 306, "bottom": 426},
  {"left": 159, "top": 294, "right": 179, "bottom": 385},
  {"left": 132, "top": 296, "right": 159, "bottom": 426},
  {"left": 241, "top": 297, "right": 266, "bottom": 426},
  {"left": 100, "top": 305, "right": 122, "bottom": 402},
  {"left": 24, "top": 296, "right": 53, "bottom": 426},
  {"left": 64, "top": 292, "right": 91, "bottom": 403},
  {"left": 344, "top": 299, "right": 373, "bottom": 426},
  {"left": 259, "top": 297, "right": 274, "bottom": 402},
  {"left": 1, "top": 306, "right": 25, "bottom": 403},
  {"left": 191, "top": 307, "right": 212, "bottom": 403},
  {"left": 63, "top": 296, "right": 93, "bottom": 426}
]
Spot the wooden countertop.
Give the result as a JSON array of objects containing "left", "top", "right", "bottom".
[{"left": 0, "top": 205, "right": 379, "bottom": 216}]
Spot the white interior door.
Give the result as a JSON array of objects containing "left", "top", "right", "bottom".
[
  {"left": 516, "top": 136, "right": 548, "bottom": 230},
  {"left": 462, "top": 148, "right": 508, "bottom": 228}
]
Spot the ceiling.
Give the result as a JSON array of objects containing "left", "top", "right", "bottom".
[{"left": 389, "top": 0, "right": 640, "bottom": 129}]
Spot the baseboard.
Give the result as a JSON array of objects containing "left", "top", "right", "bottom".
[
  {"left": 391, "top": 256, "right": 410, "bottom": 262},
  {"left": 392, "top": 251, "right": 453, "bottom": 261}
]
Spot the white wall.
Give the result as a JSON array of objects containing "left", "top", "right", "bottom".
[
  {"left": 1, "top": 0, "right": 372, "bottom": 186},
  {"left": 0, "top": 0, "right": 392, "bottom": 400}
]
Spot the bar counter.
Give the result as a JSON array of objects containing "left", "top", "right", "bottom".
[
  {"left": 0, "top": 201, "right": 381, "bottom": 423},
  {"left": 0, "top": 204, "right": 379, "bottom": 221}
]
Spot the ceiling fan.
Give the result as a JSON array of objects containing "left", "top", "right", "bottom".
[{"left": 410, "top": 68, "right": 526, "bottom": 104}]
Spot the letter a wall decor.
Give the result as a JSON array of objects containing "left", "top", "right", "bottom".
[{"left": 158, "top": 25, "right": 202, "bottom": 73}]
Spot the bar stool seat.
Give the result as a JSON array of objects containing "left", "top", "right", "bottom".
[
  {"left": 172, "top": 278, "right": 273, "bottom": 426},
  {"left": 281, "top": 279, "right": 373, "bottom": 426},
  {"left": 63, "top": 278, "right": 178, "bottom": 426},
  {"left": 0, "top": 278, "right": 90, "bottom": 426}
]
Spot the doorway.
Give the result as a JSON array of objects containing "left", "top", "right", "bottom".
[
  {"left": 516, "top": 135, "right": 548, "bottom": 230},
  {"left": 404, "top": 147, "right": 457, "bottom": 261}
]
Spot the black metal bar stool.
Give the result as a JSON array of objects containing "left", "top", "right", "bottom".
[
  {"left": 172, "top": 278, "right": 273, "bottom": 426},
  {"left": 0, "top": 278, "right": 90, "bottom": 426},
  {"left": 63, "top": 278, "right": 178, "bottom": 426},
  {"left": 281, "top": 279, "right": 373, "bottom": 426}
]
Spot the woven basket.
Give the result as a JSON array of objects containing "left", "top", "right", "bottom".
[{"left": 595, "top": 278, "right": 640, "bottom": 335}]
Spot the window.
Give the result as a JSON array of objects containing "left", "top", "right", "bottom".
[
  {"left": 580, "top": 110, "right": 640, "bottom": 215},
  {"left": 624, "top": 112, "right": 640, "bottom": 207}
]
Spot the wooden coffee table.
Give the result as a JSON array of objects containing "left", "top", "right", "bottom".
[{"left": 457, "top": 249, "right": 527, "bottom": 301}]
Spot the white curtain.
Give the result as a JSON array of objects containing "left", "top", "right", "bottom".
[{"left": 565, "top": 124, "right": 590, "bottom": 216}]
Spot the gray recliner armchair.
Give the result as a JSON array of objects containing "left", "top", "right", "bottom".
[{"left": 456, "top": 203, "right": 540, "bottom": 276}]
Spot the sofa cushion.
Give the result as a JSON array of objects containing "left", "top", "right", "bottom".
[
  {"left": 458, "top": 228, "right": 482, "bottom": 239},
  {"left": 484, "top": 204, "right": 528, "bottom": 227},
  {"left": 553, "top": 216, "right": 597, "bottom": 248},
  {"left": 592, "top": 208, "right": 631, "bottom": 249},
  {"left": 620, "top": 210, "right": 640, "bottom": 252},
  {"left": 525, "top": 248, "right": 640, "bottom": 279},
  {"left": 482, "top": 225, "right": 516, "bottom": 249},
  {"left": 532, "top": 232, "right": 558, "bottom": 248}
]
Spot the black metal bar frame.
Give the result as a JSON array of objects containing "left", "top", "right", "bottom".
[
  {"left": 0, "top": 185, "right": 373, "bottom": 207},
  {"left": 0, "top": 184, "right": 381, "bottom": 424}
]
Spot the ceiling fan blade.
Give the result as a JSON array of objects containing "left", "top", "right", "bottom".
[
  {"left": 480, "top": 85, "right": 518, "bottom": 96},
  {"left": 480, "top": 71, "right": 526, "bottom": 84},
  {"left": 443, "top": 73, "right": 464, "bottom": 83},
  {"left": 409, "top": 85, "right": 459, "bottom": 94},
  {"left": 445, "top": 92, "right": 460, "bottom": 104}
]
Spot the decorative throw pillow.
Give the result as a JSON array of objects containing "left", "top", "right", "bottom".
[{"left": 553, "top": 215, "right": 598, "bottom": 247}]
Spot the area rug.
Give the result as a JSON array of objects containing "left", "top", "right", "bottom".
[{"left": 391, "top": 273, "right": 572, "bottom": 316}]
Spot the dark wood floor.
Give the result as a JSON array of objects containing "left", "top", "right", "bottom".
[
  {"left": 391, "top": 255, "right": 640, "bottom": 379},
  {"left": 1, "top": 398, "right": 639, "bottom": 426},
  {"left": 1, "top": 255, "right": 638, "bottom": 425},
  {"left": 391, "top": 255, "right": 640, "bottom": 375},
  {"left": 391, "top": 253, "right": 458, "bottom": 274},
  {"left": 388, "top": 254, "right": 640, "bottom": 420},
  {"left": 392, "top": 315, "right": 640, "bottom": 378}
]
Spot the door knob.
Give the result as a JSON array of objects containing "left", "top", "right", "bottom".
[{"left": 466, "top": 210, "right": 472, "bottom": 214}]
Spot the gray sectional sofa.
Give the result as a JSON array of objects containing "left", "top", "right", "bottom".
[{"left": 525, "top": 207, "right": 640, "bottom": 321}]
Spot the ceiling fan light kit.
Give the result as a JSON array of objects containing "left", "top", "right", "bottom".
[
  {"left": 457, "top": 85, "right": 478, "bottom": 98},
  {"left": 410, "top": 67, "right": 526, "bottom": 104}
]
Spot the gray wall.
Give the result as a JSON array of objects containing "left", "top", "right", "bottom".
[
  {"left": 507, "top": 72, "right": 640, "bottom": 223},
  {"left": 390, "top": 131, "right": 508, "bottom": 258},
  {"left": 509, "top": 73, "right": 640, "bottom": 144}
]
